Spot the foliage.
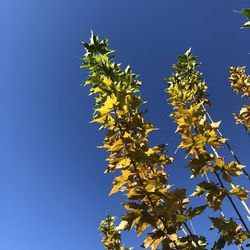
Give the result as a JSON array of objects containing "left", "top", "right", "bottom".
[
  {"left": 240, "top": 9, "right": 250, "bottom": 29},
  {"left": 81, "top": 34, "right": 249, "bottom": 249},
  {"left": 99, "top": 215, "right": 132, "bottom": 250},
  {"left": 229, "top": 67, "right": 250, "bottom": 131},
  {"left": 210, "top": 217, "right": 250, "bottom": 249},
  {"left": 166, "top": 49, "right": 249, "bottom": 247},
  {"left": 81, "top": 34, "right": 208, "bottom": 249}
]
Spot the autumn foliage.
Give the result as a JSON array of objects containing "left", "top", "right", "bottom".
[
  {"left": 81, "top": 34, "right": 249, "bottom": 249},
  {"left": 229, "top": 67, "right": 250, "bottom": 132}
]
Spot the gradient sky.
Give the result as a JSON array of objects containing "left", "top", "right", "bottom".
[{"left": 1, "top": 0, "right": 250, "bottom": 249}]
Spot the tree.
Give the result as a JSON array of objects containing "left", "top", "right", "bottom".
[{"left": 80, "top": 32, "right": 249, "bottom": 249}]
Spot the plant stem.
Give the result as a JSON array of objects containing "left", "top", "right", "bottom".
[
  {"left": 183, "top": 222, "right": 201, "bottom": 248},
  {"left": 214, "top": 171, "right": 249, "bottom": 232},
  {"left": 201, "top": 103, "right": 250, "bottom": 180},
  {"left": 193, "top": 127, "right": 249, "bottom": 232}
]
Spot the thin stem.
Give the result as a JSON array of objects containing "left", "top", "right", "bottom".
[
  {"left": 214, "top": 171, "right": 249, "bottom": 232},
  {"left": 183, "top": 222, "right": 201, "bottom": 248},
  {"left": 193, "top": 126, "right": 249, "bottom": 231},
  {"left": 201, "top": 103, "right": 250, "bottom": 180},
  {"left": 205, "top": 173, "right": 226, "bottom": 218},
  {"left": 210, "top": 145, "right": 250, "bottom": 217},
  {"left": 173, "top": 241, "right": 178, "bottom": 249},
  {"left": 189, "top": 219, "right": 196, "bottom": 235},
  {"left": 182, "top": 227, "right": 200, "bottom": 248}
]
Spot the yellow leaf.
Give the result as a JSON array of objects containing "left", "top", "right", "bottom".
[
  {"left": 116, "top": 220, "right": 128, "bottom": 230},
  {"left": 210, "top": 121, "right": 221, "bottom": 129},
  {"left": 103, "top": 76, "right": 112, "bottom": 86},
  {"left": 96, "top": 95, "right": 119, "bottom": 116},
  {"left": 145, "top": 183, "right": 156, "bottom": 193},
  {"left": 146, "top": 148, "right": 155, "bottom": 156},
  {"left": 117, "top": 158, "right": 131, "bottom": 169},
  {"left": 109, "top": 170, "right": 131, "bottom": 195},
  {"left": 109, "top": 175, "right": 126, "bottom": 195},
  {"left": 143, "top": 235, "right": 163, "bottom": 250},
  {"left": 215, "top": 157, "right": 224, "bottom": 167},
  {"left": 109, "top": 139, "right": 123, "bottom": 152}
]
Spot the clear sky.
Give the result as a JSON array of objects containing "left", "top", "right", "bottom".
[{"left": 1, "top": 0, "right": 250, "bottom": 249}]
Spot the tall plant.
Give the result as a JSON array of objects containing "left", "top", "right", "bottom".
[
  {"left": 81, "top": 34, "right": 207, "bottom": 249},
  {"left": 81, "top": 34, "right": 249, "bottom": 249},
  {"left": 165, "top": 49, "right": 250, "bottom": 249}
]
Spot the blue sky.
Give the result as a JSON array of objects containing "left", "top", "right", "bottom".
[{"left": 1, "top": 0, "right": 250, "bottom": 249}]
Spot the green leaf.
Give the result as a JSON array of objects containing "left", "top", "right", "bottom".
[{"left": 241, "top": 9, "right": 250, "bottom": 19}]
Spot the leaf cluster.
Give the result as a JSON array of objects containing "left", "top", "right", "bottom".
[
  {"left": 166, "top": 50, "right": 249, "bottom": 248},
  {"left": 81, "top": 34, "right": 208, "bottom": 249},
  {"left": 240, "top": 9, "right": 250, "bottom": 29},
  {"left": 210, "top": 217, "right": 250, "bottom": 249},
  {"left": 99, "top": 215, "right": 132, "bottom": 250},
  {"left": 229, "top": 67, "right": 250, "bottom": 131},
  {"left": 81, "top": 34, "right": 249, "bottom": 249}
]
